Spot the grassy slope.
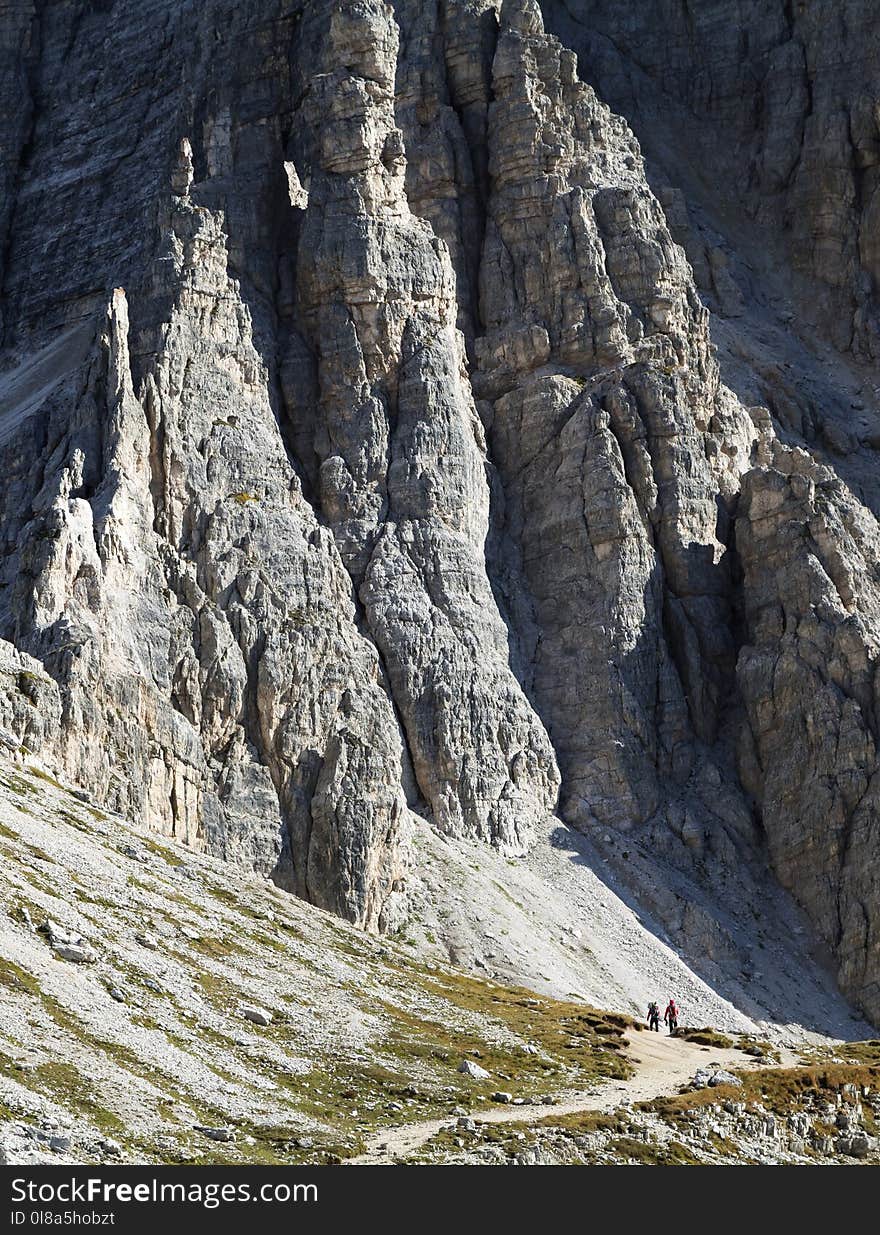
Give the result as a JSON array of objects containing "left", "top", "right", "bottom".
[{"left": 0, "top": 757, "right": 631, "bottom": 1165}]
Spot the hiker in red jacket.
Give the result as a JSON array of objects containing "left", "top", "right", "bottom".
[{"left": 664, "top": 998, "right": 679, "bottom": 1033}]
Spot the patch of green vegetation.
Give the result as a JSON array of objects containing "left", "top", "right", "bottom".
[
  {"left": 279, "top": 1056, "right": 452, "bottom": 1150},
  {"left": 57, "top": 808, "right": 97, "bottom": 836},
  {"left": 194, "top": 970, "right": 234, "bottom": 1004},
  {"left": 421, "top": 1111, "right": 703, "bottom": 1166},
  {"left": 141, "top": 837, "right": 185, "bottom": 867},
  {"left": 0, "top": 819, "right": 18, "bottom": 840},
  {"left": 606, "top": 1135, "right": 700, "bottom": 1165},
  {"left": 130, "top": 1013, "right": 161, "bottom": 1031},
  {"left": 419, "top": 1120, "right": 518, "bottom": 1159},
  {"left": 532, "top": 1108, "right": 626, "bottom": 1135},
  {"left": 706, "top": 1130, "right": 747, "bottom": 1159},
  {"left": 0, "top": 956, "right": 42, "bottom": 996},
  {"left": 25, "top": 844, "right": 53, "bottom": 863},
  {"left": 31, "top": 1061, "right": 126, "bottom": 1136},
  {"left": 13, "top": 862, "right": 57, "bottom": 898},
  {"left": 741, "top": 1038, "right": 781, "bottom": 1063},
  {"left": 809, "top": 1039, "right": 880, "bottom": 1067},
  {"left": 25, "top": 765, "right": 67, "bottom": 792},
  {"left": 677, "top": 1027, "right": 735, "bottom": 1049},
  {"left": 229, "top": 1119, "right": 362, "bottom": 1166},
  {"left": 249, "top": 931, "right": 289, "bottom": 954},
  {"left": 82, "top": 804, "right": 109, "bottom": 822},
  {"left": 204, "top": 883, "right": 240, "bottom": 907},
  {"left": 155, "top": 888, "right": 202, "bottom": 916},
  {"left": 490, "top": 880, "right": 525, "bottom": 912},
  {"left": 189, "top": 936, "right": 237, "bottom": 960},
  {"left": 71, "top": 886, "right": 118, "bottom": 913},
  {"left": 0, "top": 772, "right": 38, "bottom": 798},
  {"left": 646, "top": 1060, "right": 880, "bottom": 1123},
  {"left": 414, "top": 972, "right": 633, "bottom": 1077}
]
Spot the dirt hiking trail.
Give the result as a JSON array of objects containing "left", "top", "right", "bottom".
[{"left": 348, "top": 1032, "right": 799, "bottom": 1163}]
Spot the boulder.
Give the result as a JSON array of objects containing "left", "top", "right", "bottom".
[
  {"left": 241, "top": 1006, "right": 273, "bottom": 1027},
  {"left": 458, "top": 1059, "right": 491, "bottom": 1080}
]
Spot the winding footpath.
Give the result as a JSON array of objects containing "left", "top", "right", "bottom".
[{"left": 348, "top": 1033, "right": 798, "bottom": 1164}]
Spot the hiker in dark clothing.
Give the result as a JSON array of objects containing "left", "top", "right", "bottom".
[
  {"left": 647, "top": 1001, "right": 660, "bottom": 1031},
  {"left": 664, "top": 998, "right": 679, "bottom": 1034}
]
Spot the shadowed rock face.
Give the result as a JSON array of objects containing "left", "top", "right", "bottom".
[
  {"left": 1, "top": 0, "right": 880, "bottom": 1020},
  {"left": 541, "top": 0, "right": 880, "bottom": 360},
  {"left": 737, "top": 442, "right": 880, "bottom": 1021}
]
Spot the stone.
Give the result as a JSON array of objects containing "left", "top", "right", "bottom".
[
  {"left": 709, "top": 1070, "right": 742, "bottom": 1088},
  {"left": 458, "top": 1059, "right": 491, "bottom": 1080},
  {"left": 53, "top": 944, "right": 95, "bottom": 964},
  {"left": 241, "top": 1006, "right": 273, "bottom": 1027},
  {"left": 490, "top": 1091, "right": 513, "bottom": 1103},
  {"left": 39, "top": 918, "right": 97, "bottom": 963},
  {"left": 194, "top": 1126, "right": 236, "bottom": 1143},
  {"left": 514, "top": 1145, "right": 558, "bottom": 1165},
  {"left": 692, "top": 1066, "right": 741, "bottom": 1089},
  {"left": 836, "top": 1133, "right": 870, "bottom": 1158}
]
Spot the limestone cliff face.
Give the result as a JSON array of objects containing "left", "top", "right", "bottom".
[
  {"left": 288, "top": 2, "right": 559, "bottom": 851},
  {"left": 1, "top": 0, "right": 880, "bottom": 1021},
  {"left": 475, "top": 5, "right": 756, "bottom": 832},
  {"left": 542, "top": 0, "right": 880, "bottom": 359},
  {"left": 737, "top": 443, "right": 880, "bottom": 1019}
]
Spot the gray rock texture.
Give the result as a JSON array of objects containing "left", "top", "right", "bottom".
[
  {"left": 1, "top": 0, "right": 880, "bottom": 1024},
  {"left": 542, "top": 0, "right": 880, "bottom": 358},
  {"left": 737, "top": 441, "right": 880, "bottom": 1020},
  {"left": 289, "top": 0, "right": 558, "bottom": 850}
]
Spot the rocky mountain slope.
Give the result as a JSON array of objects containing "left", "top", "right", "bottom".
[
  {"left": 0, "top": 748, "right": 631, "bottom": 1165},
  {"left": 1, "top": 751, "right": 878, "bottom": 1166},
  {"left": 1, "top": 0, "right": 880, "bottom": 1043}
]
